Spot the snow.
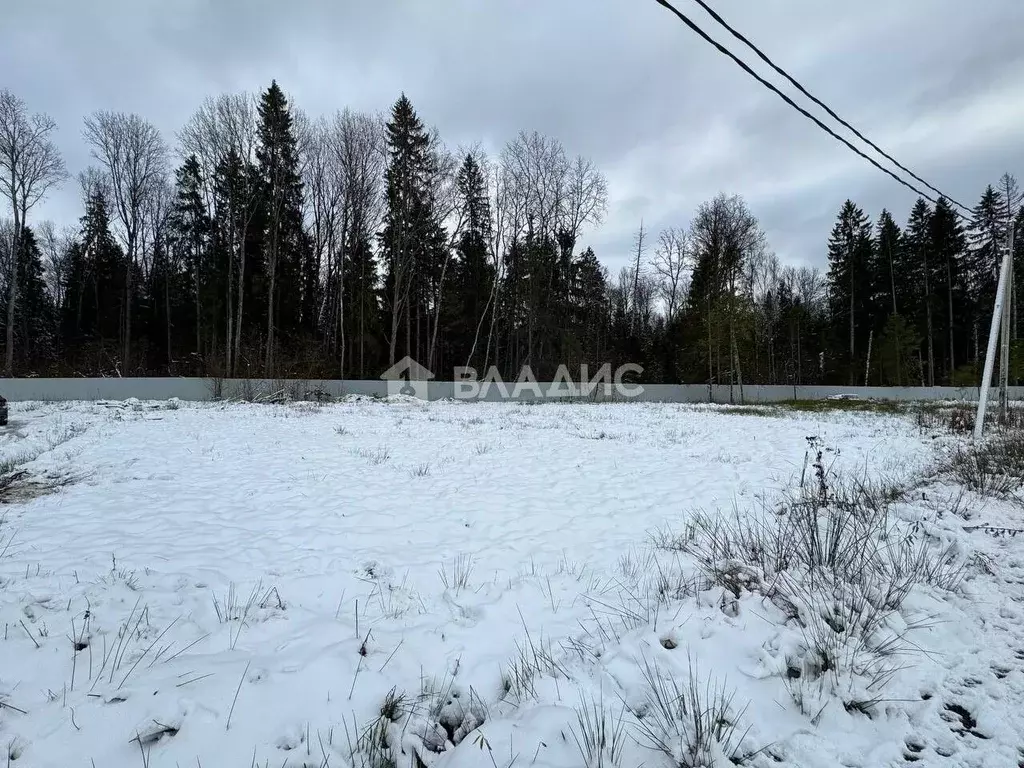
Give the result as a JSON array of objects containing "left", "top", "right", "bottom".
[{"left": 0, "top": 398, "right": 1021, "bottom": 767}]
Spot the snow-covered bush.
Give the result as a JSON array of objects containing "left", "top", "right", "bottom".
[{"left": 662, "top": 453, "right": 962, "bottom": 717}]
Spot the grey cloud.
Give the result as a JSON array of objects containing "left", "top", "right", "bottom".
[{"left": 2, "top": 0, "right": 1021, "bottom": 276}]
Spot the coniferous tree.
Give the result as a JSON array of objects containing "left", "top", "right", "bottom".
[
  {"left": 256, "top": 81, "right": 308, "bottom": 373},
  {"left": 874, "top": 210, "right": 903, "bottom": 318},
  {"left": 166, "top": 155, "right": 210, "bottom": 369},
  {"left": 380, "top": 95, "right": 446, "bottom": 368},
  {"left": 569, "top": 246, "right": 609, "bottom": 370},
  {"left": 903, "top": 199, "right": 934, "bottom": 384},
  {"left": 870, "top": 210, "right": 907, "bottom": 383},
  {"left": 449, "top": 154, "right": 494, "bottom": 370},
  {"left": 825, "top": 200, "right": 873, "bottom": 384},
  {"left": 2, "top": 227, "right": 57, "bottom": 371},
  {"left": 928, "top": 197, "right": 967, "bottom": 381},
  {"left": 877, "top": 313, "right": 920, "bottom": 385},
  {"left": 61, "top": 191, "right": 125, "bottom": 370},
  {"left": 342, "top": 226, "right": 383, "bottom": 378},
  {"left": 965, "top": 185, "right": 1004, "bottom": 363}
]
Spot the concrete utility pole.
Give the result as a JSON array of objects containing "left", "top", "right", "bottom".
[
  {"left": 976, "top": 222, "right": 1016, "bottom": 439},
  {"left": 999, "top": 245, "right": 1013, "bottom": 424}
]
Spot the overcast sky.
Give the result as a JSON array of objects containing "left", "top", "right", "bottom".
[{"left": 4, "top": 0, "right": 1023, "bottom": 274}]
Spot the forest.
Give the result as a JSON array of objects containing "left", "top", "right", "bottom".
[{"left": 1, "top": 83, "right": 1022, "bottom": 385}]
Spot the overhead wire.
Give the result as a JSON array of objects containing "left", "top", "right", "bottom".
[
  {"left": 651, "top": 0, "right": 971, "bottom": 219},
  {"left": 683, "top": 0, "right": 971, "bottom": 214}
]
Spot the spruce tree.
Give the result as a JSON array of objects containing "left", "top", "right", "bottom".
[
  {"left": 871, "top": 210, "right": 906, "bottom": 382},
  {"left": 570, "top": 246, "right": 609, "bottom": 368},
  {"left": 450, "top": 154, "right": 494, "bottom": 369},
  {"left": 6, "top": 227, "right": 57, "bottom": 371},
  {"left": 825, "top": 200, "right": 873, "bottom": 384},
  {"left": 903, "top": 199, "right": 934, "bottom": 384},
  {"left": 965, "top": 185, "right": 1004, "bottom": 362},
  {"left": 380, "top": 94, "right": 445, "bottom": 368},
  {"left": 928, "top": 197, "right": 967, "bottom": 381},
  {"left": 256, "top": 80, "right": 308, "bottom": 373},
  {"left": 874, "top": 210, "right": 903, "bottom": 317},
  {"left": 167, "top": 155, "right": 210, "bottom": 366},
  {"left": 61, "top": 192, "right": 125, "bottom": 366}
]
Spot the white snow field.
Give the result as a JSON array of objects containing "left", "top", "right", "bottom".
[{"left": 1, "top": 398, "right": 1023, "bottom": 767}]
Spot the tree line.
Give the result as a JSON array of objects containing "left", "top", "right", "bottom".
[{"left": 1, "top": 84, "right": 1021, "bottom": 385}]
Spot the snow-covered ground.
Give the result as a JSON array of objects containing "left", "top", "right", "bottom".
[{"left": 0, "top": 398, "right": 1021, "bottom": 767}]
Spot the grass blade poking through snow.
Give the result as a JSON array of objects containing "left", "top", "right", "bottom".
[
  {"left": 633, "top": 653, "right": 751, "bottom": 767},
  {"left": 571, "top": 688, "right": 627, "bottom": 768},
  {"left": 438, "top": 554, "right": 474, "bottom": 595}
]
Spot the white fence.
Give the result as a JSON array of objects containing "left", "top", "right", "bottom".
[{"left": 0, "top": 377, "right": 1012, "bottom": 403}]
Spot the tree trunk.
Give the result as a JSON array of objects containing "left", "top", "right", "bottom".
[
  {"left": 195, "top": 242, "right": 202, "bottom": 367},
  {"left": 849, "top": 243, "right": 856, "bottom": 387},
  {"left": 428, "top": 251, "right": 451, "bottom": 372},
  {"left": 947, "top": 257, "right": 955, "bottom": 382},
  {"left": 233, "top": 231, "right": 246, "bottom": 378},
  {"left": 338, "top": 208, "right": 348, "bottom": 379},
  {"left": 225, "top": 233, "right": 233, "bottom": 377},
  {"left": 923, "top": 250, "right": 935, "bottom": 386},
  {"left": 264, "top": 218, "right": 279, "bottom": 376},
  {"left": 165, "top": 263, "right": 173, "bottom": 374},
  {"left": 5, "top": 202, "right": 23, "bottom": 377},
  {"left": 123, "top": 233, "right": 136, "bottom": 372}
]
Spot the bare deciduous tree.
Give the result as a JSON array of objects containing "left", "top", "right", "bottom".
[
  {"left": 303, "top": 115, "right": 343, "bottom": 335},
  {"left": 0, "top": 90, "right": 67, "bottom": 375},
  {"left": 83, "top": 111, "right": 168, "bottom": 369},
  {"left": 501, "top": 131, "right": 567, "bottom": 240},
  {"left": 180, "top": 93, "right": 260, "bottom": 374},
  {"left": 631, "top": 220, "right": 646, "bottom": 335},
  {"left": 652, "top": 227, "right": 689, "bottom": 322},
  {"left": 37, "top": 220, "right": 76, "bottom": 310},
  {"left": 562, "top": 155, "right": 608, "bottom": 246},
  {"left": 328, "top": 109, "right": 386, "bottom": 376}
]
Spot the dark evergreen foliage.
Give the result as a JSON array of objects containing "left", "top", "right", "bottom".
[{"left": 2, "top": 82, "right": 1020, "bottom": 388}]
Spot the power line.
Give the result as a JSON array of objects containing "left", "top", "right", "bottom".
[
  {"left": 651, "top": 0, "right": 970, "bottom": 217},
  {"left": 684, "top": 0, "right": 971, "bottom": 215}
]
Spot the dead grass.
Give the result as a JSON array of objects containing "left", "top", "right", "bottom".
[{"left": 937, "top": 431, "right": 1024, "bottom": 497}]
